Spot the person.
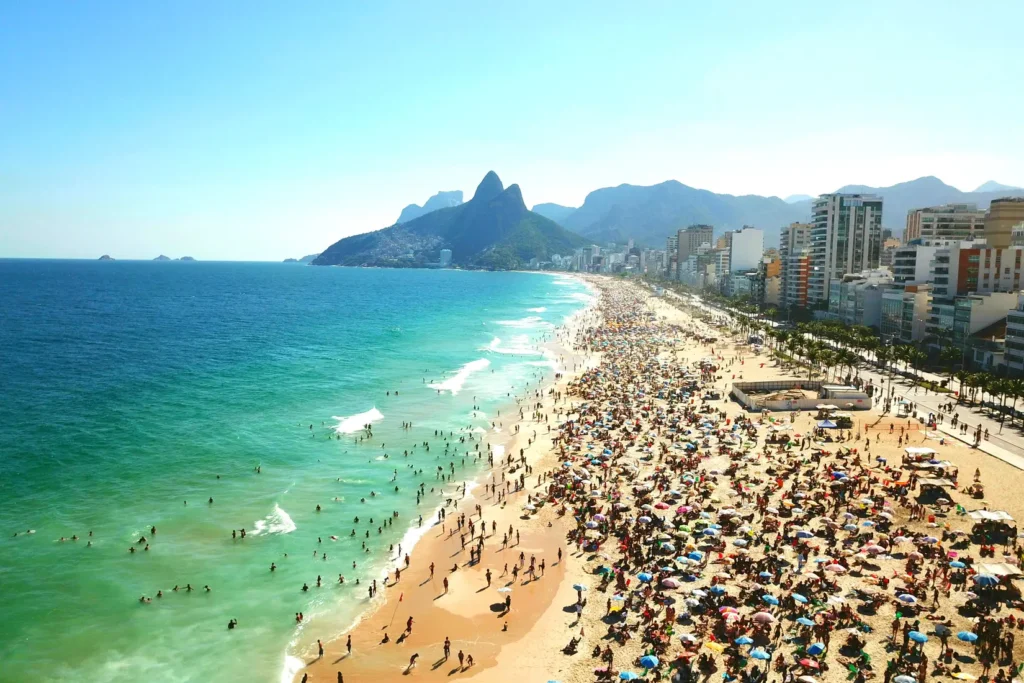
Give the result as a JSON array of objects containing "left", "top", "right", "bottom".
[
  {"left": 318, "top": 639, "right": 324, "bottom": 659},
  {"left": 228, "top": 619, "right": 237, "bottom": 630},
  {"left": 458, "top": 650, "right": 465, "bottom": 669},
  {"left": 408, "top": 653, "right": 419, "bottom": 670},
  {"left": 444, "top": 636, "right": 451, "bottom": 660},
  {"left": 346, "top": 634, "right": 352, "bottom": 655}
]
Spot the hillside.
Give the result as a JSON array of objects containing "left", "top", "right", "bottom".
[
  {"left": 396, "top": 190, "right": 463, "bottom": 224},
  {"left": 532, "top": 202, "right": 577, "bottom": 225},
  {"left": 564, "top": 180, "right": 807, "bottom": 248},
  {"left": 313, "top": 172, "right": 590, "bottom": 269}
]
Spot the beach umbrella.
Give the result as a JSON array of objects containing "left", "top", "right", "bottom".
[
  {"left": 734, "top": 538, "right": 749, "bottom": 547},
  {"left": 637, "top": 572, "right": 653, "bottom": 583},
  {"left": 497, "top": 586, "right": 512, "bottom": 593},
  {"left": 843, "top": 524, "right": 858, "bottom": 532},
  {"left": 909, "top": 631, "right": 928, "bottom": 644},
  {"left": 758, "top": 571, "right": 772, "bottom": 578},
  {"left": 974, "top": 574, "right": 999, "bottom": 587},
  {"left": 919, "top": 536, "right": 939, "bottom": 544},
  {"left": 687, "top": 551, "right": 703, "bottom": 561},
  {"left": 796, "top": 530, "right": 815, "bottom": 539},
  {"left": 894, "top": 676, "right": 916, "bottom": 683},
  {"left": 797, "top": 617, "right": 815, "bottom": 627},
  {"left": 898, "top": 594, "right": 917, "bottom": 604},
  {"left": 807, "top": 643, "right": 825, "bottom": 656},
  {"left": 950, "top": 561, "right": 966, "bottom": 569},
  {"left": 957, "top": 631, "right": 978, "bottom": 643},
  {"left": 703, "top": 528, "right": 719, "bottom": 537},
  {"left": 523, "top": 503, "right": 537, "bottom": 511},
  {"left": 864, "top": 545, "right": 885, "bottom": 555},
  {"left": 691, "top": 589, "right": 707, "bottom": 597},
  {"left": 719, "top": 606, "right": 738, "bottom": 614},
  {"left": 620, "top": 672, "right": 640, "bottom": 681},
  {"left": 709, "top": 585, "right": 726, "bottom": 595},
  {"left": 753, "top": 612, "right": 776, "bottom": 623},
  {"left": 799, "top": 659, "right": 820, "bottom": 669},
  {"left": 638, "top": 516, "right": 652, "bottom": 523},
  {"left": 572, "top": 584, "right": 588, "bottom": 592},
  {"left": 792, "top": 593, "right": 808, "bottom": 604},
  {"left": 762, "top": 594, "right": 780, "bottom": 605},
  {"left": 585, "top": 521, "right": 599, "bottom": 529},
  {"left": 825, "top": 564, "right": 846, "bottom": 573},
  {"left": 639, "top": 655, "right": 659, "bottom": 668},
  {"left": 735, "top": 636, "right": 754, "bottom": 645},
  {"left": 798, "top": 676, "right": 819, "bottom": 683},
  {"left": 750, "top": 649, "right": 771, "bottom": 660},
  {"left": 661, "top": 578, "right": 681, "bottom": 588},
  {"left": 909, "top": 552, "right": 924, "bottom": 560},
  {"left": 593, "top": 514, "right": 607, "bottom": 522},
  {"left": 680, "top": 633, "right": 699, "bottom": 644}
]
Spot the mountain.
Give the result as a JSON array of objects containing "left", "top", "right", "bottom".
[
  {"left": 783, "top": 194, "right": 813, "bottom": 204},
  {"left": 98, "top": 254, "right": 114, "bottom": 261},
  {"left": 563, "top": 180, "right": 809, "bottom": 248},
  {"left": 532, "top": 203, "right": 577, "bottom": 225},
  {"left": 313, "top": 172, "right": 590, "bottom": 270},
  {"left": 396, "top": 190, "right": 464, "bottom": 224},
  {"left": 153, "top": 255, "right": 171, "bottom": 261},
  {"left": 828, "top": 176, "right": 1024, "bottom": 230},
  {"left": 975, "top": 180, "right": 1022, "bottom": 193},
  {"left": 284, "top": 253, "right": 319, "bottom": 263},
  {"left": 177, "top": 256, "right": 195, "bottom": 261}
]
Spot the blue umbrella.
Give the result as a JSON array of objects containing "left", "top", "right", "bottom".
[
  {"left": 735, "top": 636, "right": 754, "bottom": 645},
  {"left": 687, "top": 551, "right": 703, "bottom": 561},
  {"left": 957, "top": 631, "right": 978, "bottom": 643},
  {"left": 974, "top": 574, "right": 999, "bottom": 587},
  {"left": 844, "top": 524, "right": 858, "bottom": 532},
  {"left": 703, "top": 528, "right": 719, "bottom": 536},
  {"left": 796, "top": 530, "right": 815, "bottom": 539},
  {"left": 898, "top": 594, "right": 917, "bottom": 603},
  {"left": 758, "top": 571, "right": 772, "bottom": 578},
  {"left": 637, "top": 572, "right": 653, "bottom": 583},
  {"left": 807, "top": 643, "right": 825, "bottom": 656},
  {"left": 750, "top": 649, "right": 771, "bottom": 660},
  {"left": 620, "top": 673, "right": 640, "bottom": 681},
  {"left": 797, "top": 617, "right": 815, "bottom": 627},
  {"left": 638, "top": 516, "right": 652, "bottom": 523},
  {"left": 573, "top": 584, "right": 588, "bottom": 592},
  {"left": 792, "top": 593, "right": 808, "bottom": 604},
  {"left": 762, "top": 594, "right": 780, "bottom": 605},
  {"left": 710, "top": 585, "right": 726, "bottom": 595},
  {"left": 909, "top": 631, "right": 928, "bottom": 644},
  {"left": 950, "top": 561, "right": 967, "bottom": 569},
  {"left": 639, "top": 655, "right": 659, "bottom": 668}
]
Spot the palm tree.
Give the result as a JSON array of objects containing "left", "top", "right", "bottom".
[
  {"left": 954, "top": 369, "right": 971, "bottom": 404},
  {"left": 939, "top": 345, "right": 961, "bottom": 386}
]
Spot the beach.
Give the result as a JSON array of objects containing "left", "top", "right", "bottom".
[{"left": 294, "top": 276, "right": 1024, "bottom": 683}]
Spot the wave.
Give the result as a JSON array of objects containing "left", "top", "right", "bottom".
[
  {"left": 428, "top": 358, "right": 490, "bottom": 395},
  {"left": 251, "top": 504, "right": 296, "bottom": 536},
  {"left": 481, "top": 335, "right": 543, "bottom": 356},
  {"left": 332, "top": 407, "right": 384, "bottom": 434},
  {"left": 494, "top": 316, "right": 551, "bottom": 329},
  {"left": 527, "top": 307, "right": 547, "bottom": 313}
]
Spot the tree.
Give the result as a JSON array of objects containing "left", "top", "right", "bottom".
[{"left": 939, "top": 345, "right": 961, "bottom": 385}]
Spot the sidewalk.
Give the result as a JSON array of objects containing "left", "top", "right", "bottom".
[{"left": 936, "top": 423, "right": 1024, "bottom": 471}]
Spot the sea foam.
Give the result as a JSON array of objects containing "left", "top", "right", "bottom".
[
  {"left": 428, "top": 358, "right": 490, "bottom": 395},
  {"left": 332, "top": 407, "right": 384, "bottom": 434},
  {"left": 527, "top": 307, "right": 547, "bottom": 313},
  {"left": 251, "top": 504, "right": 297, "bottom": 536},
  {"left": 494, "top": 315, "right": 550, "bottom": 329},
  {"left": 482, "top": 335, "right": 542, "bottom": 356}
]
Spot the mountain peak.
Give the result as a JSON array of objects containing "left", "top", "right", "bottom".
[
  {"left": 472, "top": 171, "right": 504, "bottom": 202},
  {"left": 501, "top": 184, "right": 526, "bottom": 210},
  {"left": 975, "top": 180, "right": 1022, "bottom": 193}
]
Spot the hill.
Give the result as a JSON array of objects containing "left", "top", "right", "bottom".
[
  {"left": 531, "top": 203, "right": 577, "bottom": 225},
  {"left": 153, "top": 255, "right": 171, "bottom": 261},
  {"left": 313, "top": 172, "right": 590, "bottom": 270},
  {"left": 783, "top": 194, "right": 813, "bottom": 204},
  {"left": 975, "top": 180, "right": 1022, "bottom": 193},
  {"left": 396, "top": 190, "right": 463, "bottom": 224},
  {"left": 563, "top": 180, "right": 808, "bottom": 248}
]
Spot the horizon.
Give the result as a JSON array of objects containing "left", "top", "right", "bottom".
[{"left": 3, "top": 1, "right": 1023, "bottom": 260}]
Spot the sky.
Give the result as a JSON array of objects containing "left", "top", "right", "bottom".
[{"left": 2, "top": 1, "right": 1023, "bottom": 260}]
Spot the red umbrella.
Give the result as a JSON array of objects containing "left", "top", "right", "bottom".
[{"left": 799, "top": 659, "right": 820, "bottom": 669}]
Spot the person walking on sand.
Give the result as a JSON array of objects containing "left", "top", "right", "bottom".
[
  {"left": 458, "top": 650, "right": 465, "bottom": 670},
  {"left": 444, "top": 637, "right": 451, "bottom": 661},
  {"left": 318, "top": 639, "right": 324, "bottom": 659},
  {"left": 346, "top": 634, "right": 351, "bottom": 656}
]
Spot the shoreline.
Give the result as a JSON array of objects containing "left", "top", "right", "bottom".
[{"left": 291, "top": 273, "right": 604, "bottom": 682}]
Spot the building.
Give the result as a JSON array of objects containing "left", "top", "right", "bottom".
[
  {"left": 780, "top": 223, "right": 813, "bottom": 309},
  {"left": 783, "top": 249, "right": 812, "bottom": 309},
  {"left": 892, "top": 243, "right": 942, "bottom": 284},
  {"left": 439, "top": 249, "right": 452, "bottom": 267},
  {"left": 905, "top": 204, "right": 985, "bottom": 243},
  {"left": 725, "top": 226, "right": 764, "bottom": 273},
  {"left": 952, "top": 292, "right": 1017, "bottom": 349},
  {"left": 926, "top": 241, "right": 1024, "bottom": 343},
  {"left": 983, "top": 198, "right": 1024, "bottom": 249},
  {"left": 676, "top": 225, "right": 713, "bottom": 268},
  {"left": 826, "top": 269, "right": 893, "bottom": 328},
  {"left": 1005, "top": 295, "right": 1024, "bottom": 375},
  {"left": 809, "top": 194, "right": 883, "bottom": 303},
  {"left": 879, "top": 238, "right": 901, "bottom": 269},
  {"left": 880, "top": 283, "right": 932, "bottom": 344}
]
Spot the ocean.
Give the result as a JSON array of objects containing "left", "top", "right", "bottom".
[{"left": 0, "top": 260, "right": 593, "bottom": 683}]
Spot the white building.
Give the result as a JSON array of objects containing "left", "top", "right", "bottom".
[
  {"left": 827, "top": 269, "right": 893, "bottom": 328},
  {"left": 809, "top": 194, "right": 883, "bottom": 303},
  {"left": 727, "top": 226, "right": 764, "bottom": 273}
]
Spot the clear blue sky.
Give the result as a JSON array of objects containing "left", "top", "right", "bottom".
[{"left": 2, "top": 1, "right": 1022, "bottom": 260}]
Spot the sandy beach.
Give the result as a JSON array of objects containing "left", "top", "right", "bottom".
[{"left": 295, "top": 277, "right": 1024, "bottom": 683}]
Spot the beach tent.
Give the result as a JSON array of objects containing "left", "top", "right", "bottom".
[
  {"left": 968, "top": 510, "right": 1014, "bottom": 522},
  {"left": 816, "top": 420, "right": 838, "bottom": 429},
  {"left": 918, "top": 477, "right": 956, "bottom": 489},
  {"left": 975, "top": 563, "right": 1022, "bottom": 579}
]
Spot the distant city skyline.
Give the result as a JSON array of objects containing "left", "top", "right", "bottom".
[{"left": 2, "top": 1, "right": 1023, "bottom": 260}]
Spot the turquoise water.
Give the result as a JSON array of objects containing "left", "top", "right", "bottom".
[{"left": 0, "top": 261, "right": 591, "bottom": 683}]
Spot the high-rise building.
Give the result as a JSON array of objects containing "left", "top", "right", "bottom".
[
  {"left": 808, "top": 194, "right": 883, "bottom": 303},
  {"left": 879, "top": 238, "right": 901, "bottom": 269},
  {"left": 984, "top": 198, "right": 1024, "bottom": 249},
  {"left": 780, "top": 222, "right": 812, "bottom": 310},
  {"left": 439, "top": 249, "right": 452, "bottom": 267},
  {"left": 905, "top": 204, "right": 985, "bottom": 243},
  {"left": 676, "top": 225, "right": 713, "bottom": 268},
  {"left": 725, "top": 226, "right": 764, "bottom": 273}
]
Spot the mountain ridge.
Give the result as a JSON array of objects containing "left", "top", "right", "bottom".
[
  {"left": 396, "top": 190, "right": 463, "bottom": 224},
  {"left": 313, "top": 172, "right": 589, "bottom": 270}
]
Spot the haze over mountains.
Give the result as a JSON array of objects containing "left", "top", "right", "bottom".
[
  {"left": 396, "top": 191, "right": 464, "bottom": 224},
  {"left": 313, "top": 172, "right": 587, "bottom": 269}
]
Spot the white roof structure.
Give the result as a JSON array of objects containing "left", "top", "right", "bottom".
[
  {"left": 905, "top": 447, "right": 937, "bottom": 456},
  {"left": 968, "top": 510, "right": 1015, "bottom": 522},
  {"left": 976, "top": 562, "right": 1021, "bottom": 578}
]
